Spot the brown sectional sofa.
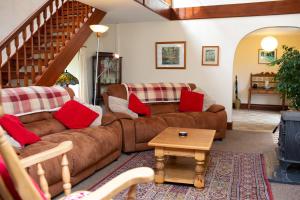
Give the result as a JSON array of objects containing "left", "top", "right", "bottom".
[
  {"left": 103, "top": 83, "right": 227, "bottom": 153},
  {"left": 15, "top": 100, "right": 122, "bottom": 196}
]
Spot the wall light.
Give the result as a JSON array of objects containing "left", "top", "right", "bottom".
[{"left": 261, "top": 36, "right": 278, "bottom": 51}]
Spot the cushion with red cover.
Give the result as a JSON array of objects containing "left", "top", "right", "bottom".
[
  {"left": 179, "top": 89, "right": 204, "bottom": 112},
  {"left": 0, "top": 156, "right": 46, "bottom": 200},
  {"left": 0, "top": 115, "right": 40, "bottom": 146},
  {"left": 54, "top": 100, "right": 99, "bottom": 129},
  {"left": 128, "top": 93, "right": 151, "bottom": 116}
]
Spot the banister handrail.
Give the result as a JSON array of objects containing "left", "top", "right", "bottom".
[{"left": 0, "top": 0, "right": 57, "bottom": 50}]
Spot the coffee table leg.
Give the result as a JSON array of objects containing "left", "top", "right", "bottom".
[
  {"left": 155, "top": 156, "right": 165, "bottom": 184},
  {"left": 194, "top": 152, "right": 205, "bottom": 188}
]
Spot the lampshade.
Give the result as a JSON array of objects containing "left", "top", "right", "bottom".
[
  {"left": 56, "top": 70, "right": 79, "bottom": 86},
  {"left": 89, "top": 25, "right": 109, "bottom": 33},
  {"left": 261, "top": 36, "right": 278, "bottom": 51},
  {"left": 114, "top": 53, "right": 120, "bottom": 59}
]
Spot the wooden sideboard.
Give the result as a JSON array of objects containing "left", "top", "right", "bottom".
[{"left": 248, "top": 72, "right": 285, "bottom": 110}]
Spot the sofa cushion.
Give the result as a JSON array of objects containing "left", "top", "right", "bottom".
[
  {"left": 135, "top": 117, "right": 168, "bottom": 143},
  {"left": 186, "top": 112, "right": 219, "bottom": 130},
  {"left": 157, "top": 112, "right": 196, "bottom": 128},
  {"left": 19, "top": 141, "right": 70, "bottom": 186},
  {"left": 41, "top": 127, "right": 119, "bottom": 176},
  {"left": 24, "top": 118, "right": 67, "bottom": 137},
  {"left": 179, "top": 89, "right": 204, "bottom": 112},
  {"left": 128, "top": 94, "right": 151, "bottom": 116},
  {"left": 108, "top": 96, "right": 138, "bottom": 119},
  {"left": 54, "top": 100, "right": 99, "bottom": 129},
  {"left": 193, "top": 87, "right": 216, "bottom": 111},
  {"left": 0, "top": 114, "right": 40, "bottom": 146}
]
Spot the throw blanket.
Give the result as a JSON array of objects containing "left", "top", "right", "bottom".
[
  {"left": 123, "top": 83, "right": 191, "bottom": 103},
  {"left": 1, "top": 86, "right": 70, "bottom": 116}
]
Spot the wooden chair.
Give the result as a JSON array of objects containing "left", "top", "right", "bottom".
[{"left": 0, "top": 91, "right": 154, "bottom": 200}]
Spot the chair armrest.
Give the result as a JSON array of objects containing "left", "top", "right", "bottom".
[
  {"left": 102, "top": 112, "right": 134, "bottom": 126},
  {"left": 82, "top": 167, "right": 154, "bottom": 200},
  {"left": 206, "top": 104, "right": 225, "bottom": 113},
  {"left": 21, "top": 141, "right": 73, "bottom": 168}
]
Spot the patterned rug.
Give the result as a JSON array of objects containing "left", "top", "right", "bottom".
[{"left": 88, "top": 150, "right": 273, "bottom": 200}]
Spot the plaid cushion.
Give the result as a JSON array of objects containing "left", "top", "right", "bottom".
[
  {"left": 1, "top": 86, "right": 70, "bottom": 116},
  {"left": 123, "top": 83, "right": 191, "bottom": 103}
]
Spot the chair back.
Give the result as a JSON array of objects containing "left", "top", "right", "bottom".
[{"left": 0, "top": 89, "right": 43, "bottom": 200}]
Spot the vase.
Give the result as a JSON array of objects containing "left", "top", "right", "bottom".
[{"left": 235, "top": 98, "right": 241, "bottom": 110}]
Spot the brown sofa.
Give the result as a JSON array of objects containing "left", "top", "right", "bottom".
[
  {"left": 14, "top": 98, "right": 122, "bottom": 196},
  {"left": 103, "top": 83, "right": 227, "bottom": 153}
]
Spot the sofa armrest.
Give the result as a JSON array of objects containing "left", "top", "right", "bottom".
[
  {"left": 102, "top": 112, "right": 133, "bottom": 126},
  {"left": 206, "top": 104, "right": 225, "bottom": 113}
]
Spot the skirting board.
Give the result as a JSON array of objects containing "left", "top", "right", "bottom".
[{"left": 232, "top": 103, "right": 288, "bottom": 111}]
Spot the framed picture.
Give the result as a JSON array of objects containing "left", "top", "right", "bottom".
[
  {"left": 156, "top": 41, "right": 186, "bottom": 69},
  {"left": 258, "top": 49, "right": 277, "bottom": 64},
  {"left": 202, "top": 46, "right": 220, "bottom": 66}
]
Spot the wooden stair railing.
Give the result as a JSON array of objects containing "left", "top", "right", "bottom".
[{"left": 0, "top": 0, "right": 106, "bottom": 88}]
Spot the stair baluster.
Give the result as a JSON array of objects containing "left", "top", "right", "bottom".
[
  {"left": 61, "top": 0, "right": 66, "bottom": 46},
  {"left": 55, "top": 0, "right": 60, "bottom": 53},
  {"left": 37, "top": 14, "right": 43, "bottom": 75},
  {"left": 22, "top": 30, "right": 29, "bottom": 86},
  {"left": 72, "top": 0, "right": 75, "bottom": 33},
  {"left": 85, "top": 4, "right": 88, "bottom": 20},
  {"left": 49, "top": 2, "right": 55, "bottom": 60},
  {"left": 76, "top": 1, "right": 80, "bottom": 29},
  {"left": 67, "top": 0, "right": 71, "bottom": 40},
  {"left": 43, "top": 10, "right": 48, "bottom": 68},
  {"left": 30, "top": 22, "right": 36, "bottom": 82},
  {"left": 14, "top": 37, "right": 20, "bottom": 86},
  {"left": 81, "top": 2, "right": 84, "bottom": 23},
  {"left": 6, "top": 44, "right": 12, "bottom": 87}
]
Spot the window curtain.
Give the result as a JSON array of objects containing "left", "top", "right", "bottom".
[{"left": 78, "top": 48, "right": 89, "bottom": 103}]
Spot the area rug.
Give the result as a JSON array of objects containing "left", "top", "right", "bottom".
[{"left": 89, "top": 150, "right": 273, "bottom": 200}]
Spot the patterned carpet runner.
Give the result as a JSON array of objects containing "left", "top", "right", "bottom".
[{"left": 89, "top": 150, "right": 273, "bottom": 200}]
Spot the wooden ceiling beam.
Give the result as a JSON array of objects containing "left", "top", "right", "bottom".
[
  {"left": 172, "top": 0, "right": 300, "bottom": 20},
  {"left": 134, "top": 0, "right": 172, "bottom": 20}
]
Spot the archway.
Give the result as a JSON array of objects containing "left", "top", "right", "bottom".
[{"left": 231, "top": 26, "right": 300, "bottom": 132}]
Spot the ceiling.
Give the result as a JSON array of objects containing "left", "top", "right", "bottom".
[
  {"left": 173, "top": 0, "right": 278, "bottom": 8},
  {"left": 78, "top": 0, "right": 166, "bottom": 24},
  {"left": 250, "top": 27, "right": 300, "bottom": 36}
]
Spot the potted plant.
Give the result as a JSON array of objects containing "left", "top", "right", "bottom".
[{"left": 271, "top": 45, "right": 300, "bottom": 110}]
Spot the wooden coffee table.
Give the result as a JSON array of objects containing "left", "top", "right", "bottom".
[{"left": 148, "top": 127, "right": 216, "bottom": 188}]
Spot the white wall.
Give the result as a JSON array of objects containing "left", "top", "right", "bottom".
[
  {"left": 233, "top": 33, "right": 300, "bottom": 105},
  {"left": 66, "top": 24, "right": 118, "bottom": 102},
  {"left": 0, "top": 0, "right": 47, "bottom": 41},
  {"left": 117, "top": 14, "right": 300, "bottom": 122}
]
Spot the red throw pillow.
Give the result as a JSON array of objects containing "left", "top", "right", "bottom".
[
  {"left": 179, "top": 89, "right": 204, "bottom": 112},
  {"left": 0, "top": 115, "right": 40, "bottom": 146},
  {"left": 128, "top": 93, "right": 151, "bottom": 116},
  {"left": 0, "top": 156, "right": 47, "bottom": 200},
  {"left": 54, "top": 100, "right": 99, "bottom": 129}
]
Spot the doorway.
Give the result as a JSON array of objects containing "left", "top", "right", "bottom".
[{"left": 232, "top": 26, "right": 300, "bottom": 139}]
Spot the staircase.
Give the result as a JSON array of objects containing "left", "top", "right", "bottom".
[{"left": 0, "top": 0, "right": 105, "bottom": 88}]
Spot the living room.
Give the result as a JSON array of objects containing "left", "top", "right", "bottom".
[{"left": 0, "top": 0, "right": 300, "bottom": 200}]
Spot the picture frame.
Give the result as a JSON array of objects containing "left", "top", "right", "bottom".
[
  {"left": 258, "top": 49, "right": 277, "bottom": 64},
  {"left": 155, "top": 41, "right": 186, "bottom": 69},
  {"left": 202, "top": 46, "right": 220, "bottom": 66}
]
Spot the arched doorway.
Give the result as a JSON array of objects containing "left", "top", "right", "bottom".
[{"left": 231, "top": 26, "right": 300, "bottom": 134}]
